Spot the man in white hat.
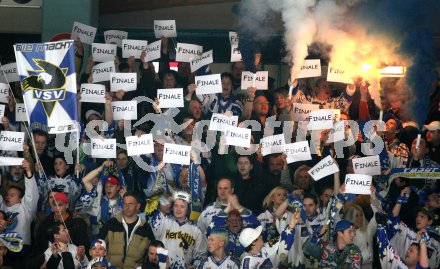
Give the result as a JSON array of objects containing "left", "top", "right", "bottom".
[
  {"left": 424, "top": 121, "right": 440, "bottom": 163},
  {"left": 148, "top": 190, "right": 207, "bottom": 269},
  {"left": 238, "top": 210, "right": 300, "bottom": 269}
]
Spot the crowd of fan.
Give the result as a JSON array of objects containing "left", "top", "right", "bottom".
[{"left": 0, "top": 36, "right": 439, "bottom": 269}]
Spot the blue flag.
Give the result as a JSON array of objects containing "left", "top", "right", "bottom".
[{"left": 14, "top": 40, "right": 78, "bottom": 134}]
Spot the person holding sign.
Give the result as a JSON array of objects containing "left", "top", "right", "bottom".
[
  {"left": 195, "top": 73, "right": 244, "bottom": 118},
  {"left": 148, "top": 191, "right": 207, "bottom": 269},
  {"left": 288, "top": 77, "right": 356, "bottom": 114}
]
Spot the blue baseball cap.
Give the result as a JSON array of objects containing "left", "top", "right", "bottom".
[{"left": 333, "top": 220, "right": 353, "bottom": 235}]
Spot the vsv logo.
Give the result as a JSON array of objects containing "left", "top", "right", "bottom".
[{"left": 21, "top": 59, "right": 68, "bottom": 117}]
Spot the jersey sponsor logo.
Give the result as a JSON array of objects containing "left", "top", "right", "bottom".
[{"left": 165, "top": 229, "right": 196, "bottom": 247}]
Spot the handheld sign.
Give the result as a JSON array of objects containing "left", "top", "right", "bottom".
[
  {"left": 110, "top": 73, "right": 137, "bottom": 92},
  {"left": 0, "top": 62, "right": 19, "bottom": 83},
  {"left": 80, "top": 84, "right": 106, "bottom": 103},
  {"left": 195, "top": 74, "right": 222, "bottom": 95},
  {"left": 163, "top": 143, "right": 191, "bottom": 165},
  {"left": 344, "top": 174, "right": 372, "bottom": 195},
  {"left": 145, "top": 40, "right": 161, "bottom": 62},
  {"left": 111, "top": 101, "right": 137, "bottom": 120},
  {"left": 0, "top": 83, "right": 9, "bottom": 103},
  {"left": 104, "top": 30, "right": 128, "bottom": 48},
  {"left": 209, "top": 113, "right": 238, "bottom": 132},
  {"left": 0, "top": 157, "right": 24, "bottom": 166},
  {"left": 260, "top": 134, "right": 285, "bottom": 156},
  {"left": 15, "top": 104, "right": 26, "bottom": 122},
  {"left": 352, "top": 155, "right": 381, "bottom": 176},
  {"left": 326, "top": 120, "right": 345, "bottom": 143},
  {"left": 190, "top": 50, "right": 213, "bottom": 73},
  {"left": 157, "top": 88, "right": 184, "bottom": 108},
  {"left": 291, "top": 103, "right": 320, "bottom": 121},
  {"left": 92, "top": 43, "right": 117, "bottom": 63},
  {"left": 91, "top": 138, "right": 116, "bottom": 159},
  {"left": 0, "top": 131, "right": 24, "bottom": 151},
  {"left": 230, "top": 44, "right": 242, "bottom": 62},
  {"left": 224, "top": 126, "right": 251, "bottom": 148},
  {"left": 176, "top": 43, "right": 203, "bottom": 63},
  {"left": 154, "top": 20, "right": 177, "bottom": 38},
  {"left": 92, "top": 61, "right": 115, "bottom": 83},
  {"left": 122, "top": 39, "right": 148, "bottom": 59},
  {"left": 241, "top": 71, "right": 268, "bottom": 90},
  {"left": 71, "top": 21, "right": 97, "bottom": 45},
  {"left": 327, "top": 62, "right": 353, "bottom": 84},
  {"left": 126, "top": 134, "right": 154, "bottom": 156},
  {"left": 307, "top": 109, "right": 334, "bottom": 130},
  {"left": 283, "top": 141, "right": 312, "bottom": 164},
  {"left": 308, "top": 155, "right": 339, "bottom": 181},
  {"left": 297, "top": 59, "right": 322, "bottom": 78},
  {"left": 229, "top": 32, "right": 239, "bottom": 46},
  {"left": 0, "top": 104, "right": 5, "bottom": 118}
]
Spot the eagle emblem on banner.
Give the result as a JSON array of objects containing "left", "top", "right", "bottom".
[{"left": 21, "top": 59, "right": 68, "bottom": 117}]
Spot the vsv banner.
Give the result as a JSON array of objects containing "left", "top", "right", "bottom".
[{"left": 14, "top": 40, "right": 78, "bottom": 134}]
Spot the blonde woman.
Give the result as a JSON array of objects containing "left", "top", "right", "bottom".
[
  {"left": 257, "top": 187, "right": 293, "bottom": 243},
  {"left": 344, "top": 203, "right": 377, "bottom": 269}
]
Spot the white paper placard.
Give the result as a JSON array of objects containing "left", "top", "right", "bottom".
[
  {"left": 307, "top": 109, "right": 334, "bottom": 130},
  {"left": 241, "top": 71, "right": 268, "bottom": 90},
  {"left": 297, "top": 59, "right": 322, "bottom": 78},
  {"left": 111, "top": 101, "right": 137, "bottom": 120},
  {"left": 176, "top": 43, "right": 203, "bottom": 63},
  {"left": 344, "top": 174, "right": 372, "bottom": 195},
  {"left": 308, "top": 155, "right": 339, "bottom": 181},
  {"left": 0, "top": 62, "right": 19, "bottom": 83},
  {"left": 122, "top": 39, "right": 148, "bottom": 59},
  {"left": 326, "top": 120, "right": 345, "bottom": 143},
  {"left": 361, "top": 143, "right": 375, "bottom": 156},
  {"left": 209, "top": 113, "right": 238, "bottom": 132},
  {"left": 104, "top": 30, "right": 128, "bottom": 48},
  {"left": 71, "top": 21, "right": 97, "bottom": 45},
  {"left": 327, "top": 63, "right": 353, "bottom": 84},
  {"left": 0, "top": 104, "right": 5, "bottom": 118},
  {"left": 163, "top": 143, "right": 191, "bottom": 165},
  {"left": 15, "top": 104, "right": 26, "bottom": 122},
  {"left": 80, "top": 84, "right": 106, "bottom": 103},
  {"left": 0, "top": 156, "right": 24, "bottom": 166},
  {"left": 283, "top": 141, "right": 312, "bottom": 164},
  {"left": 190, "top": 50, "right": 213, "bottom": 73},
  {"left": 91, "top": 138, "right": 116, "bottom": 158},
  {"left": 229, "top": 31, "right": 239, "bottom": 46},
  {"left": 92, "top": 43, "right": 117, "bottom": 63},
  {"left": 154, "top": 20, "right": 177, "bottom": 38},
  {"left": 157, "top": 88, "right": 184, "bottom": 108},
  {"left": 260, "top": 134, "right": 285, "bottom": 156},
  {"left": 224, "top": 126, "right": 251, "bottom": 147},
  {"left": 92, "top": 61, "right": 116, "bottom": 83},
  {"left": 110, "top": 73, "right": 137, "bottom": 92},
  {"left": 230, "top": 44, "right": 242, "bottom": 62},
  {"left": 0, "top": 131, "right": 24, "bottom": 151},
  {"left": 291, "top": 103, "right": 320, "bottom": 122},
  {"left": 145, "top": 40, "right": 162, "bottom": 62},
  {"left": 352, "top": 155, "right": 381, "bottom": 176},
  {"left": 126, "top": 134, "right": 154, "bottom": 156},
  {"left": 0, "top": 83, "right": 9, "bottom": 103},
  {"left": 195, "top": 74, "right": 222, "bottom": 95}
]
